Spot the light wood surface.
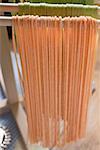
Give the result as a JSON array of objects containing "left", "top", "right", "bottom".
[{"left": 0, "top": 27, "right": 19, "bottom": 104}]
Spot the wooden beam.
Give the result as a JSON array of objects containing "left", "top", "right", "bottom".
[
  {"left": 0, "top": 3, "right": 18, "bottom": 12},
  {"left": 0, "top": 16, "right": 100, "bottom": 29},
  {"left": 10, "top": 102, "right": 37, "bottom": 150},
  {"left": 95, "top": 0, "right": 100, "bottom": 5},
  {"left": 0, "top": 26, "right": 19, "bottom": 103},
  {"left": 0, "top": 16, "right": 12, "bottom": 26},
  {"left": 10, "top": 102, "right": 28, "bottom": 145},
  {"left": 0, "top": 2, "right": 100, "bottom": 14}
]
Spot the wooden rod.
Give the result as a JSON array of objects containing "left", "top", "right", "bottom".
[
  {"left": 0, "top": 3, "right": 19, "bottom": 12},
  {"left": 0, "top": 16, "right": 12, "bottom": 26},
  {"left": 95, "top": 0, "right": 100, "bottom": 5},
  {"left": 0, "top": 16, "right": 100, "bottom": 28},
  {"left": 0, "top": 2, "right": 100, "bottom": 13}
]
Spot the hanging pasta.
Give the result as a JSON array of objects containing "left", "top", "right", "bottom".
[
  {"left": 18, "top": 3, "right": 100, "bottom": 19},
  {"left": 12, "top": 15, "right": 97, "bottom": 147},
  {"left": 25, "top": 0, "right": 98, "bottom": 5}
]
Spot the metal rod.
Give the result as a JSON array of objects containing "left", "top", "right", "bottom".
[
  {"left": 0, "top": 16, "right": 100, "bottom": 28},
  {"left": 0, "top": 3, "right": 18, "bottom": 12}
]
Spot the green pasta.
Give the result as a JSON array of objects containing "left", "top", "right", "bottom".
[
  {"left": 29, "top": 0, "right": 94, "bottom": 5},
  {"left": 18, "top": 3, "right": 99, "bottom": 19}
]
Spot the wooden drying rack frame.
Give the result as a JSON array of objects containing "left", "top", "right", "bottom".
[
  {"left": 0, "top": 3, "right": 33, "bottom": 150},
  {"left": 0, "top": 3, "right": 100, "bottom": 27},
  {"left": 0, "top": 2, "right": 100, "bottom": 150}
]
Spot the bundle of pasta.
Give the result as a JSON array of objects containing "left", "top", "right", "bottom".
[{"left": 12, "top": 16, "right": 97, "bottom": 147}]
